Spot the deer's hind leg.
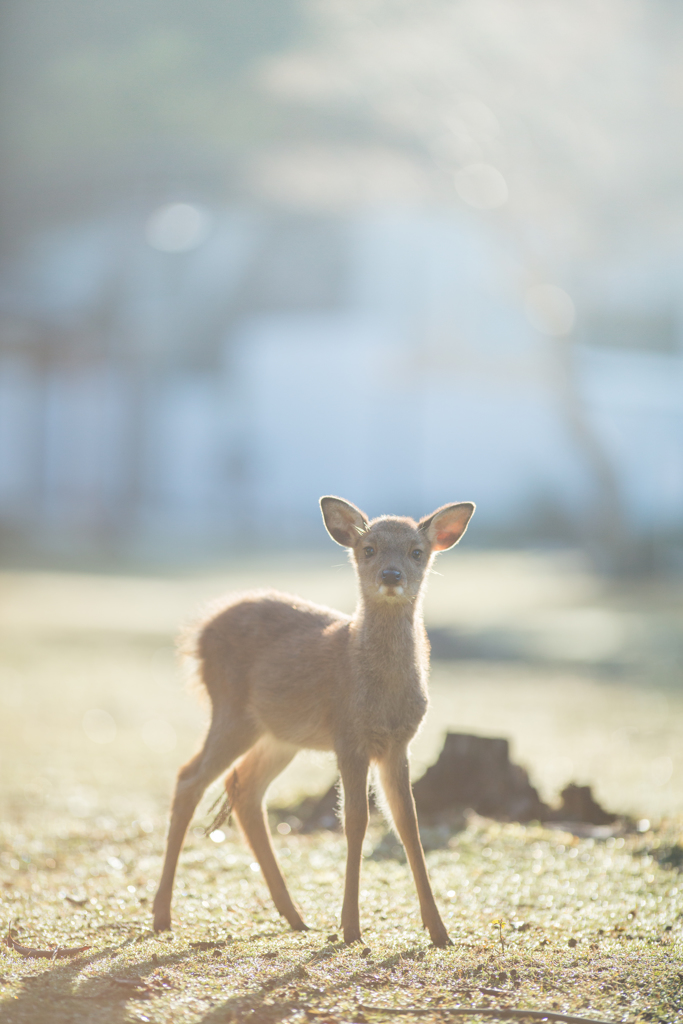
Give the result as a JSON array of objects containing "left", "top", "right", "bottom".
[
  {"left": 228, "top": 734, "right": 307, "bottom": 931},
  {"left": 153, "top": 712, "right": 261, "bottom": 932}
]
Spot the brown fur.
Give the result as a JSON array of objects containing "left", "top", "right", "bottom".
[{"left": 153, "top": 496, "right": 475, "bottom": 946}]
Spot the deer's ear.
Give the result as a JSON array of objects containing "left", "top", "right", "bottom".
[
  {"left": 320, "top": 496, "right": 369, "bottom": 547},
  {"left": 419, "top": 502, "right": 475, "bottom": 551}
]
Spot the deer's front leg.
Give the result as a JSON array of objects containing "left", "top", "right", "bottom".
[
  {"left": 377, "top": 747, "right": 452, "bottom": 947},
  {"left": 338, "top": 755, "right": 370, "bottom": 944}
]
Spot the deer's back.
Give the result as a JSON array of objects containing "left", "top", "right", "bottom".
[{"left": 194, "top": 590, "right": 350, "bottom": 749}]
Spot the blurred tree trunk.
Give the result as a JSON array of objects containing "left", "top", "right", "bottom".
[{"left": 555, "top": 336, "right": 637, "bottom": 574}]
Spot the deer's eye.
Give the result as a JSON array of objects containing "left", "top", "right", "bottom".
[
  {"left": 412, "top": 549, "right": 423, "bottom": 560},
  {"left": 364, "top": 546, "right": 375, "bottom": 558}
]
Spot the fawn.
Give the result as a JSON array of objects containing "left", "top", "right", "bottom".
[{"left": 153, "top": 495, "right": 475, "bottom": 945}]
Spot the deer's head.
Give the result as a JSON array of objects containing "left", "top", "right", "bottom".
[{"left": 320, "top": 496, "right": 475, "bottom": 606}]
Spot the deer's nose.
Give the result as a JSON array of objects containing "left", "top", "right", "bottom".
[{"left": 381, "top": 568, "right": 402, "bottom": 584}]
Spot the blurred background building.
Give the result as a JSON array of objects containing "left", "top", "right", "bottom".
[{"left": 0, "top": 0, "right": 682, "bottom": 567}]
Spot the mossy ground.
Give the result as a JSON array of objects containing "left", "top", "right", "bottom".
[
  {"left": 0, "top": 557, "right": 682, "bottom": 1022},
  {"left": 1, "top": 814, "right": 682, "bottom": 1023}
]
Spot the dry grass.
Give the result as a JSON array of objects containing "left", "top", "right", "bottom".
[
  {"left": 1, "top": 817, "right": 681, "bottom": 1023},
  {"left": 0, "top": 552, "right": 682, "bottom": 1023}
]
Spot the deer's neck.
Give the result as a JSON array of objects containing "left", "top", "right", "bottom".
[{"left": 351, "top": 596, "right": 427, "bottom": 686}]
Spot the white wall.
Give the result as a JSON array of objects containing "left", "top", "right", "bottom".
[{"left": 1, "top": 207, "right": 681, "bottom": 551}]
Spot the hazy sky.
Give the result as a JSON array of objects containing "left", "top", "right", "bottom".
[{"left": 1, "top": 0, "right": 681, "bottom": 271}]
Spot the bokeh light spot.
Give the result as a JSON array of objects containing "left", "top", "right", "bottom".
[
  {"left": 67, "top": 786, "right": 99, "bottom": 817},
  {"left": 145, "top": 203, "right": 212, "bottom": 253}
]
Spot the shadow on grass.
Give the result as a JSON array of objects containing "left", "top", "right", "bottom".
[
  {"left": 194, "top": 942, "right": 430, "bottom": 1024},
  {"left": 0, "top": 944, "right": 193, "bottom": 1024}
]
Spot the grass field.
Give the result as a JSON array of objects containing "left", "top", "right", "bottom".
[{"left": 0, "top": 551, "right": 682, "bottom": 1023}]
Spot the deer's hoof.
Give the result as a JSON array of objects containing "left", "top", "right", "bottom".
[
  {"left": 430, "top": 933, "right": 453, "bottom": 948},
  {"left": 291, "top": 920, "right": 309, "bottom": 932},
  {"left": 343, "top": 931, "right": 362, "bottom": 946},
  {"left": 153, "top": 910, "right": 172, "bottom": 933}
]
